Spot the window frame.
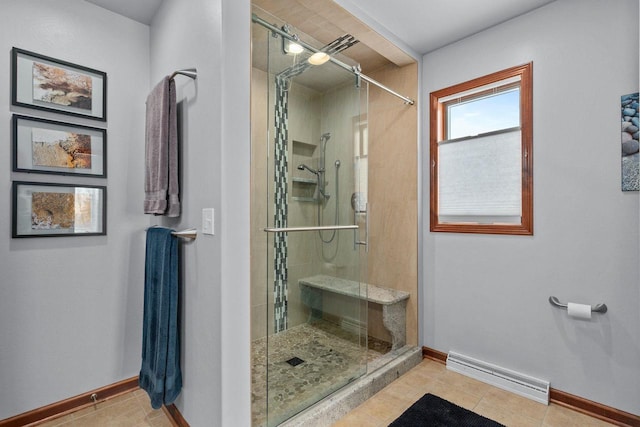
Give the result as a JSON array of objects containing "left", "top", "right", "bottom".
[{"left": 429, "top": 62, "right": 533, "bottom": 235}]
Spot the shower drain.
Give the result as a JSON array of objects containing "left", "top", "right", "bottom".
[{"left": 285, "top": 357, "right": 305, "bottom": 367}]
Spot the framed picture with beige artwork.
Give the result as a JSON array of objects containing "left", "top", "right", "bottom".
[
  {"left": 12, "top": 181, "right": 106, "bottom": 238},
  {"left": 12, "top": 115, "right": 106, "bottom": 177},
  {"left": 11, "top": 47, "right": 107, "bottom": 121}
]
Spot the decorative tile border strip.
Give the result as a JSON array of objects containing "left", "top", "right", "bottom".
[{"left": 273, "top": 75, "right": 290, "bottom": 333}]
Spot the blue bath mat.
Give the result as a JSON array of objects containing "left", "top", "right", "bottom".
[{"left": 388, "top": 393, "right": 505, "bottom": 427}]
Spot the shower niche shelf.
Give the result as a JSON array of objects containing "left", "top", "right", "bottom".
[
  {"left": 291, "top": 139, "right": 318, "bottom": 202},
  {"left": 292, "top": 139, "right": 316, "bottom": 156},
  {"left": 292, "top": 177, "right": 316, "bottom": 184},
  {"left": 291, "top": 177, "right": 317, "bottom": 202}
]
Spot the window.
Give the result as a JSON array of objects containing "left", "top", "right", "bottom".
[{"left": 430, "top": 63, "right": 533, "bottom": 235}]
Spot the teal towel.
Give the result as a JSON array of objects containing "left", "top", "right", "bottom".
[{"left": 139, "top": 227, "right": 182, "bottom": 409}]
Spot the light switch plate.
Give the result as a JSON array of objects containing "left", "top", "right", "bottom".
[{"left": 202, "top": 208, "right": 214, "bottom": 235}]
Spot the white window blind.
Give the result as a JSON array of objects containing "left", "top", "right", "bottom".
[{"left": 438, "top": 128, "right": 522, "bottom": 223}]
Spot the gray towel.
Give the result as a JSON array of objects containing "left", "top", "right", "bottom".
[{"left": 144, "top": 76, "right": 180, "bottom": 217}]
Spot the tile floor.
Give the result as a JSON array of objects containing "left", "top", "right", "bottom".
[
  {"left": 32, "top": 389, "right": 174, "bottom": 427},
  {"left": 30, "top": 358, "right": 615, "bottom": 427},
  {"left": 333, "top": 358, "right": 616, "bottom": 427}
]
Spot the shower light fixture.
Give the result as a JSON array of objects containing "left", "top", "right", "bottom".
[
  {"left": 283, "top": 39, "right": 304, "bottom": 55},
  {"left": 280, "top": 24, "right": 303, "bottom": 55},
  {"left": 308, "top": 52, "right": 330, "bottom": 65}
]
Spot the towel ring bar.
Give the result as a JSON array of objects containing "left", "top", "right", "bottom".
[
  {"left": 548, "top": 296, "right": 607, "bottom": 313},
  {"left": 170, "top": 68, "right": 197, "bottom": 80}
]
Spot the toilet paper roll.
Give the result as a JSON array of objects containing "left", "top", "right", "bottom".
[{"left": 567, "top": 302, "right": 592, "bottom": 320}]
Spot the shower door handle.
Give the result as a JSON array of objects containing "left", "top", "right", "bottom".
[
  {"left": 353, "top": 203, "right": 368, "bottom": 253},
  {"left": 264, "top": 225, "right": 358, "bottom": 233}
]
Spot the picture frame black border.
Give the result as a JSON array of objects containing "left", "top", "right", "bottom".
[
  {"left": 12, "top": 114, "right": 107, "bottom": 178},
  {"left": 11, "top": 47, "right": 107, "bottom": 122},
  {"left": 12, "top": 181, "right": 107, "bottom": 238}
]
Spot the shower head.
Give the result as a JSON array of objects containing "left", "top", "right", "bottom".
[
  {"left": 297, "top": 164, "right": 318, "bottom": 175},
  {"left": 321, "top": 132, "right": 331, "bottom": 142}
]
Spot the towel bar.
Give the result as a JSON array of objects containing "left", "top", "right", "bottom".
[
  {"left": 548, "top": 296, "right": 607, "bottom": 313},
  {"left": 172, "top": 228, "right": 197, "bottom": 240},
  {"left": 147, "top": 225, "right": 197, "bottom": 240}
]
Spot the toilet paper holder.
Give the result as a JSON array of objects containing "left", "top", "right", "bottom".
[{"left": 548, "top": 296, "right": 607, "bottom": 314}]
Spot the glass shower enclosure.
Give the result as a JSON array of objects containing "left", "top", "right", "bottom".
[{"left": 251, "top": 9, "right": 369, "bottom": 426}]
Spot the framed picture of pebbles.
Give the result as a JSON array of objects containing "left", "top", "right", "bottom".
[
  {"left": 13, "top": 115, "right": 106, "bottom": 177},
  {"left": 621, "top": 92, "right": 639, "bottom": 191},
  {"left": 12, "top": 181, "right": 107, "bottom": 238},
  {"left": 11, "top": 47, "right": 107, "bottom": 121}
]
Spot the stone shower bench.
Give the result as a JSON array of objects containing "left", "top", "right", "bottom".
[{"left": 298, "top": 274, "right": 410, "bottom": 350}]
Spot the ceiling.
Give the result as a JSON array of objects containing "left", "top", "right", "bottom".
[
  {"left": 84, "top": 0, "right": 556, "bottom": 56},
  {"left": 84, "top": 0, "right": 163, "bottom": 25},
  {"left": 336, "top": 0, "right": 557, "bottom": 54}
]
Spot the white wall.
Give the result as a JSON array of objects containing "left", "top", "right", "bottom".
[
  {"left": 0, "top": 0, "right": 150, "bottom": 419},
  {"left": 220, "top": 1, "right": 251, "bottom": 424},
  {"left": 149, "top": 0, "right": 251, "bottom": 425},
  {"left": 0, "top": 0, "right": 252, "bottom": 422},
  {"left": 422, "top": 0, "right": 640, "bottom": 415},
  {"left": 149, "top": 0, "right": 223, "bottom": 424}
]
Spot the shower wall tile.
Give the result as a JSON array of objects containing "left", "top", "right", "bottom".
[
  {"left": 251, "top": 69, "right": 325, "bottom": 339},
  {"left": 288, "top": 83, "right": 321, "bottom": 145},
  {"left": 298, "top": 203, "right": 318, "bottom": 228},
  {"left": 317, "top": 82, "right": 364, "bottom": 284},
  {"left": 251, "top": 59, "right": 418, "bottom": 344},
  {"left": 251, "top": 68, "right": 279, "bottom": 339},
  {"left": 287, "top": 263, "right": 315, "bottom": 328},
  {"left": 251, "top": 68, "right": 269, "bottom": 340},
  {"left": 366, "top": 62, "right": 419, "bottom": 346},
  {"left": 251, "top": 303, "right": 268, "bottom": 342},
  {"left": 287, "top": 228, "right": 316, "bottom": 266},
  {"left": 286, "top": 286, "right": 306, "bottom": 328}
]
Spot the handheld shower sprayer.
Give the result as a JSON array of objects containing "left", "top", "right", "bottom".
[{"left": 297, "top": 164, "right": 319, "bottom": 175}]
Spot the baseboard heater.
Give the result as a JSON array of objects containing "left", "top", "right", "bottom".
[{"left": 446, "top": 351, "right": 549, "bottom": 405}]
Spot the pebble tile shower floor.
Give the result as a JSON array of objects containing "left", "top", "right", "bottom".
[{"left": 251, "top": 321, "right": 391, "bottom": 427}]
